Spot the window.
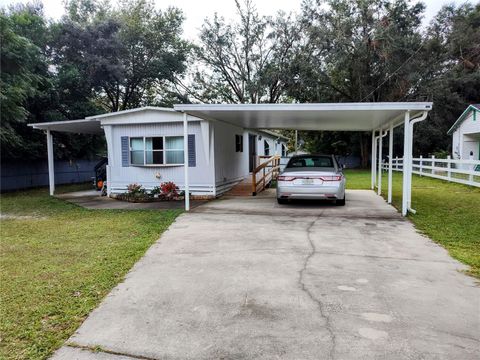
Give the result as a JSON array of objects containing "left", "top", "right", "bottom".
[
  {"left": 264, "top": 140, "right": 270, "bottom": 156},
  {"left": 281, "top": 144, "right": 287, "bottom": 157},
  {"left": 130, "top": 136, "right": 184, "bottom": 165},
  {"left": 235, "top": 134, "right": 243, "bottom": 152},
  {"left": 130, "top": 138, "right": 145, "bottom": 165},
  {"left": 145, "top": 137, "right": 163, "bottom": 165},
  {"left": 286, "top": 156, "right": 334, "bottom": 169}
]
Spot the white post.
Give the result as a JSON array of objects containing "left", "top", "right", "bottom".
[
  {"left": 371, "top": 130, "right": 376, "bottom": 190},
  {"left": 431, "top": 155, "right": 435, "bottom": 176},
  {"left": 469, "top": 154, "right": 474, "bottom": 183},
  {"left": 447, "top": 155, "right": 451, "bottom": 180},
  {"left": 295, "top": 130, "right": 298, "bottom": 153},
  {"left": 377, "top": 130, "right": 384, "bottom": 195},
  {"left": 183, "top": 113, "right": 190, "bottom": 211},
  {"left": 419, "top": 155, "right": 423, "bottom": 176},
  {"left": 106, "top": 165, "right": 111, "bottom": 196},
  {"left": 388, "top": 123, "right": 393, "bottom": 204},
  {"left": 46, "top": 129, "right": 55, "bottom": 196},
  {"left": 402, "top": 111, "right": 410, "bottom": 216}
]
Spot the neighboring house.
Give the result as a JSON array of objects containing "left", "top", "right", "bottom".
[
  {"left": 86, "top": 107, "right": 288, "bottom": 197},
  {"left": 448, "top": 104, "right": 480, "bottom": 160}
]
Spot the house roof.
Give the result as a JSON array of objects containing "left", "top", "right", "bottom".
[
  {"left": 173, "top": 102, "right": 433, "bottom": 131},
  {"left": 447, "top": 104, "right": 480, "bottom": 135},
  {"left": 28, "top": 107, "right": 192, "bottom": 134},
  {"left": 85, "top": 106, "right": 175, "bottom": 120},
  {"left": 256, "top": 129, "right": 289, "bottom": 141},
  {"left": 28, "top": 118, "right": 103, "bottom": 134}
]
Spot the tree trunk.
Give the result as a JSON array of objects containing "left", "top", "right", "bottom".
[{"left": 359, "top": 133, "right": 369, "bottom": 168}]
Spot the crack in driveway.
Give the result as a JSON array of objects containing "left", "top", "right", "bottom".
[{"left": 298, "top": 215, "right": 337, "bottom": 360}]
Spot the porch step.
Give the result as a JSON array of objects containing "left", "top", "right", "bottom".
[{"left": 225, "top": 179, "right": 254, "bottom": 196}]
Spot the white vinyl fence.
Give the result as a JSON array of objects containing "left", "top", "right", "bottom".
[{"left": 382, "top": 156, "right": 480, "bottom": 188}]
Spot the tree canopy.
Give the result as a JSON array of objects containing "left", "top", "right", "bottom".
[{"left": 0, "top": 0, "right": 479, "bottom": 163}]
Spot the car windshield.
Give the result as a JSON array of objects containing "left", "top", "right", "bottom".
[{"left": 286, "top": 156, "right": 334, "bottom": 169}]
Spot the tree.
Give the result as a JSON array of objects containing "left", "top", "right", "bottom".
[
  {"left": 288, "top": 0, "right": 427, "bottom": 166},
  {"left": 188, "top": 0, "right": 301, "bottom": 103},
  {"left": 1, "top": 2, "right": 107, "bottom": 161},
  {"left": 0, "top": 4, "right": 49, "bottom": 160},
  {"left": 414, "top": 3, "right": 480, "bottom": 156},
  {"left": 54, "top": 0, "right": 191, "bottom": 112}
]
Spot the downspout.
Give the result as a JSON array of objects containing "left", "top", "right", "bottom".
[{"left": 407, "top": 110, "right": 429, "bottom": 214}]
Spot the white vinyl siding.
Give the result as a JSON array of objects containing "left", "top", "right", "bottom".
[{"left": 108, "top": 121, "right": 215, "bottom": 195}]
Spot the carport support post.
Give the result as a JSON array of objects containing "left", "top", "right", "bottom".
[
  {"left": 387, "top": 123, "right": 393, "bottom": 204},
  {"left": 377, "top": 130, "right": 384, "bottom": 195},
  {"left": 46, "top": 129, "right": 55, "bottom": 196},
  {"left": 371, "top": 130, "right": 376, "bottom": 190},
  {"left": 183, "top": 112, "right": 190, "bottom": 211},
  {"left": 402, "top": 111, "right": 411, "bottom": 216}
]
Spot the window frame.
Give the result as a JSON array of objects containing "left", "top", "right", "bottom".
[{"left": 129, "top": 136, "right": 185, "bottom": 166}]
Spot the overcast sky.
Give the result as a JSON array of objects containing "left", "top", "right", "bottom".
[{"left": 0, "top": 0, "right": 469, "bottom": 40}]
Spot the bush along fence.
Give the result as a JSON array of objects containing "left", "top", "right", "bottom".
[{"left": 382, "top": 156, "right": 480, "bottom": 187}]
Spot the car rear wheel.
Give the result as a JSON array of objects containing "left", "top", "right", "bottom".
[
  {"left": 277, "top": 198, "right": 288, "bottom": 205},
  {"left": 336, "top": 196, "right": 346, "bottom": 206}
]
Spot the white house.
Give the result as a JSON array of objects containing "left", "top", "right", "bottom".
[
  {"left": 32, "top": 107, "right": 288, "bottom": 198},
  {"left": 448, "top": 104, "right": 480, "bottom": 160}
]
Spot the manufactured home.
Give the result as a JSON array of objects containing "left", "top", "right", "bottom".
[{"left": 32, "top": 107, "right": 288, "bottom": 198}]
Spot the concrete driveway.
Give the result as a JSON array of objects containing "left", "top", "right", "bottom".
[{"left": 52, "top": 190, "right": 479, "bottom": 360}]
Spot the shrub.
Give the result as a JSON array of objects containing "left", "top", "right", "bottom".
[
  {"left": 150, "top": 186, "right": 161, "bottom": 197},
  {"left": 430, "top": 150, "right": 450, "bottom": 159},
  {"left": 160, "top": 181, "right": 179, "bottom": 200},
  {"left": 127, "top": 183, "right": 146, "bottom": 196}
]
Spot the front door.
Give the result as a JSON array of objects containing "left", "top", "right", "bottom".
[{"left": 249, "top": 134, "right": 257, "bottom": 172}]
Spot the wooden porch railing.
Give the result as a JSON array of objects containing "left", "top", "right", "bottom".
[{"left": 251, "top": 155, "right": 281, "bottom": 195}]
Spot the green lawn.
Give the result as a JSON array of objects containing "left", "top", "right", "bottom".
[
  {"left": 0, "top": 185, "right": 181, "bottom": 360},
  {"left": 345, "top": 169, "right": 480, "bottom": 278}
]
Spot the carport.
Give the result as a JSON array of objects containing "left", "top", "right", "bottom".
[{"left": 174, "top": 102, "right": 432, "bottom": 216}]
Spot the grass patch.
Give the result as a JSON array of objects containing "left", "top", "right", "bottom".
[
  {"left": 345, "top": 169, "right": 480, "bottom": 278},
  {"left": 344, "top": 169, "right": 372, "bottom": 189},
  {"left": 0, "top": 185, "right": 181, "bottom": 360}
]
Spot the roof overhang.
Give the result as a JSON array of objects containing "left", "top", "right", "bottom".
[
  {"left": 28, "top": 119, "right": 103, "bottom": 134},
  {"left": 174, "top": 102, "right": 433, "bottom": 131}
]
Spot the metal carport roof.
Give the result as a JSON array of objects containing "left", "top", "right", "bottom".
[
  {"left": 29, "top": 119, "right": 103, "bottom": 134},
  {"left": 173, "top": 102, "right": 432, "bottom": 131}
]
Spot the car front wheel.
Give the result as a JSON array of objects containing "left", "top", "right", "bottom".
[{"left": 277, "top": 198, "right": 288, "bottom": 205}]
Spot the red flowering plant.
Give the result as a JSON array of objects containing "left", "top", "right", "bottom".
[{"left": 160, "top": 181, "right": 179, "bottom": 200}]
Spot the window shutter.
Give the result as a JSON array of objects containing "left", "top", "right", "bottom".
[
  {"left": 188, "top": 134, "right": 196, "bottom": 167},
  {"left": 121, "top": 136, "right": 129, "bottom": 167}
]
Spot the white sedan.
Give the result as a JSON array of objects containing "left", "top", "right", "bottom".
[{"left": 276, "top": 154, "right": 346, "bottom": 205}]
